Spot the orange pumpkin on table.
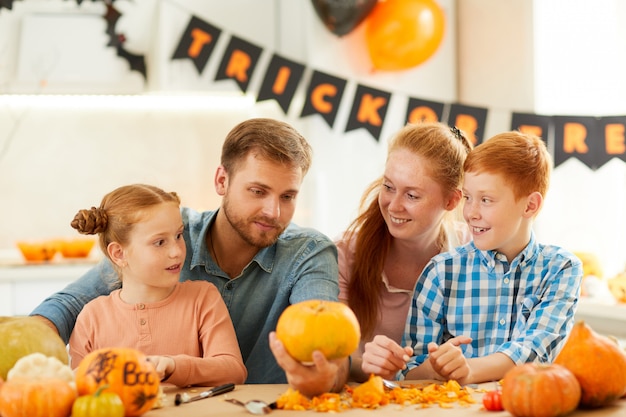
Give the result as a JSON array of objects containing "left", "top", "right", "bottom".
[
  {"left": 555, "top": 320, "right": 626, "bottom": 407},
  {"left": 0, "top": 377, "right": 77, "bottom": 417},
  {"left": 501, "top": 363, "right": 580, "bottom": 417},
  {"left": 74, "top": 347, "right": 160, "bottom": 417}
]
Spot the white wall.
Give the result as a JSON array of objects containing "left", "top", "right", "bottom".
[
  {"left": 1, "top": 0, "right": 625, "bottom": 278},
  {"left": 458, "top": 0, "right": 626, "bottom": 278},
  {"left": 0, "top": 0, "right": 456, "bottom": 246}
]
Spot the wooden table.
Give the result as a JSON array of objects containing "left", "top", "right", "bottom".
[{"left": 145, "top": 382, "right": 626, "bottom": 416}]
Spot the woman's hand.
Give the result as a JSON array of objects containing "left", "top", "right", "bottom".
[
  {"left": 146, "top": 355, "right": 175, "bottom": 382},
  {"left": 361, "top": 335, "right": 413, "bottom": 380},
  {"left": 269, "top": 331, "right": 348, "bottom": 397}
]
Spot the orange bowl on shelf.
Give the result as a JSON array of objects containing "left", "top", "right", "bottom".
[
  {"left": 59, "top": 238, "right": 96, "bottom": 258},
  {"left": 16, "top": 241, "right": 58, "bottom": 262}
]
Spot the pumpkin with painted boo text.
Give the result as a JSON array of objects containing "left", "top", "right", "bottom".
[{"left": 74, "top": 347, "right": 160, "bottom": 417}]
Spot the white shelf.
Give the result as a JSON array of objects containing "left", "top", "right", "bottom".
[
  {"left": 574, "top": 298, "right": 626, "bottom": 340},
  {"left": 0, "top": 260, "right": 96, "bottom": 316}
]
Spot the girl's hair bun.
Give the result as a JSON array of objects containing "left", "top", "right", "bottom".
[{"left": 71, "top": 207, "right": 108, "bottom": 235}]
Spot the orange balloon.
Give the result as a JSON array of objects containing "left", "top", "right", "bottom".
[{"left": 365, "top": 0, "right": 445, "bottom": 71}]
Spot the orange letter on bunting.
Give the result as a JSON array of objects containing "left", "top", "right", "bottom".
[
  {"left": 518, "top": 125, "right": 543, "bottom": 138},
  {"left": 357, "top": 94, "right": 386, "bottom": 126},
  {"left": 454, "top": 114, "right": 478, "bottom": 146},
  {"left": 605, "top": 123, "right": 626, "bottom": 155},
  {"left": 311, "top": 84, "right": 337, "bottom": 114},
  {"left": 225, "top": 50, "right": 252, "bottom": 84},
  {"left": 272, "top": 67, "right": 291, "bottom": 95},
  {"left": 188, "top": 29, "right": 212, "bottom": 58},
  {"left": 563, "top": 122, "right": 589, "bottom": 153},
  {"left": 407, "top": 106, "right": 438, "bottom": 123}
]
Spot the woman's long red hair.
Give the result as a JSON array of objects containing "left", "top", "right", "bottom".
[{"left": 345, "top": 122, "right": 472, "bottom": 339}]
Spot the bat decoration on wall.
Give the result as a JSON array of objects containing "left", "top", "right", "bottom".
[
  {"left": 0, "top": 0, "right": 19, "bottom": 12},
  {"left": 1, "top": 0, "right": 146, "bottom": 78},
  {"left": 104, "top": 1, "right": 147, "bottom": 79}
]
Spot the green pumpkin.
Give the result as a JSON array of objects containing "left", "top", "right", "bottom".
[
  {"left": 0, "top": 316, "right": 68, "bottom": 380},
  {"left": 72, "top": 385, "right": 126, "bottom": 417}
]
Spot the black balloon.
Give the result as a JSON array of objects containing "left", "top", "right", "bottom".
[{"left": 311, "top": 0, "right": 378, "bottom": 37}]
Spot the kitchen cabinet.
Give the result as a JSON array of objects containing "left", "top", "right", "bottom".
[{"left": 0, "top": 260, "right": 95, "bottom": 316}]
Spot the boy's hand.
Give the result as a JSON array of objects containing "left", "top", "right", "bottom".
[
  {"left": 427, "top": 335, "right": 472, "bottom": 382},
  {"left": 361, "top": 335, "right": 412, "bottom": 381}
]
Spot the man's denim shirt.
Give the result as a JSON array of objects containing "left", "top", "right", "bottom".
[{"left": 31, "top": 207, "right": 340, "bottom": 384}]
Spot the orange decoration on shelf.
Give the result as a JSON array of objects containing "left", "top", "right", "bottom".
[
  {"left": 15, "top": 241, "right": 57, "bottom": 262},
  {"left": 59, "top": 238, "right": 96, "bottom": 258},
  {"left": 365, "top": 0, "right": 445, "bottom": 71}
]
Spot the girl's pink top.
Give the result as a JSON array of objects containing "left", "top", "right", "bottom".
[{"left": 69, "top": 280, "right": 247, "bottom": 387}]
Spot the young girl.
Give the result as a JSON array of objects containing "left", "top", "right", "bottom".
[{"left": 68, "top": 184, "right": 247, "bottom": 387}]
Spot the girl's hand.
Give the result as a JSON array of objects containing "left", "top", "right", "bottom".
[
  {"left": 146, "top": 355, "right": 175, "bottom": 381},
  {"left": 361, "top": 335, "right": 412, "bottom": 381}
]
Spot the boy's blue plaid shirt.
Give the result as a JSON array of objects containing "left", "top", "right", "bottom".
[{"left": 402, "top": 232, "right": 582, "bottom": 377}]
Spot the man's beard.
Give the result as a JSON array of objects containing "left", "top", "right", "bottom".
[{"left": 222, "top": 195, "right": 286, "bottom": 248}]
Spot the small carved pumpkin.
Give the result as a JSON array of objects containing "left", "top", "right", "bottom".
[
  {"left": 74, "top": 347, "right": 160, "bottom": 417},
  {"left": 0, "top": 376, "right": 77, "bottom": 417},
  {"left": 555, "top": 320, "right": 626, "bottom": 407},
  {"left": 501, "top": 363, "right": 580, "bottom": 417},
  {"left": 276, "top": 300, "right": 360, "bottom": 363}
]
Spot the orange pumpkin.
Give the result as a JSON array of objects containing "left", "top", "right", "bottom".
[
  {"left": 501, "top": 363, "right": 580, "bottom": 417},
  {"left": 555, "top": 320, "right": 626, "bottom": 407},
  {"left": 0, "top": 377, "right": 77, "bottom": 417},
  {"left": 276, "top": 300, "right": 360, "bottom": 363},
  {"left": 75, "top": 347, "right": 160, "bottom": 417}
]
